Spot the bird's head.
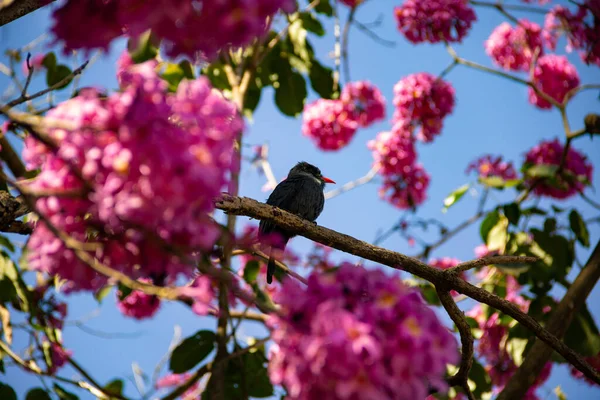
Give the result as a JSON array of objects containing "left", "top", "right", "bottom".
[{"left": 289, "top": 162, "right": 336, "bottom": 187}]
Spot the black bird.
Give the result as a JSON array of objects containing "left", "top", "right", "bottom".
[{"left": 259, "top": 162, "right": 335, "bottom": 284}]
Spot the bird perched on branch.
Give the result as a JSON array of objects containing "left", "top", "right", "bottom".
[{"left": 258, "top": 162, "right": 335, "bottom": 284}]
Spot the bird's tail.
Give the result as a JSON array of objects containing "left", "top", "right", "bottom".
[{"left": 267, "top": 255, "right": 276, "bottom": 284}]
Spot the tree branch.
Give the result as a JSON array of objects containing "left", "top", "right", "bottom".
[
  {"left": 214, "top": 195, "right": 600, "bottom": 384},
  {"left": 449, "top": 256, "right": 538, "bottom": 274},
  {"left": 0, "top": 0, "right": 55, "bottom": 27},
  {"left": 497, "top": 239, "right": 600, "bottom": 400},
  {"left": 437, "top": 289, "right": 475, "bottom": 400}
]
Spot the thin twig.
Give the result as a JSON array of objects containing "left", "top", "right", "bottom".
[
  {"left": 341, "top": 7, "right": 356, "bottom": 84},
  {"left": 325, "top": 166, "right": 379, "bottom": 200},
  {"left": 353, "top": 20, "right": 396, "bottom": 47},
  {"left": 449, "top": 256, "right": 538, "bottom": 274}
]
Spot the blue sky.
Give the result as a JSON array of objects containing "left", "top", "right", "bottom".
[{"left": 1, "top": 1, "right": 600, "bottom": 399}]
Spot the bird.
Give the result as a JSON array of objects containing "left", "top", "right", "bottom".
[{"left": 258, "top": 162, "right": 335, "bottom": 284}]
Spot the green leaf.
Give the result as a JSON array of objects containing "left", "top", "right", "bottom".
[
  {"left": 314, "top": 0, "right": 333, "bottom": 16},
  {"left": 274, "top": 65, "right": 307, "bottom": 117},
  {"left": 169, "top": 330, "right": 216, "bottom": 373},
  {"left": 0, "top": 256, "right": 30, "bottom": 312},
  {"left": 524, "top": 164, "right": 559, "bottom": 179},
  {"left": 480, "top": 210, "right": 500, "bottom": 243},
  {"left": 521, "top": 207, "right": 547, "bottom": 216},
  {"left": 564, "top": 304, "right": 600, "bottom": 356},
  {"left": 243, "top": 260, "right": 260, "bottom": 283},
  {"left": 418, "top": 284, "right": 440, "bottom": 306},
  {"left": 42, "top": 52, "right": 57, "bottom": 70},
  {"left": 298, "top": 12, "right": 325, "bottom": 36},
  {"left": 102, "top": 379, "right": 124, "bottom": 398},
  {"left": 201, "top": 61, "right": 232, "bottom": 91},
  {"left": 128, "top": 31, "right": 159, "bottom": 64},
  {"left": 161, "top": 61, "right": 195, "bottom": 92},
  {"left": 53, "top": 383, "right": 78, "bottom": 400},
  {"left": 0, "top": 279, "right": 16, "bottom": 304},
  {"left": 554, "top": 386, "right": 567, "bottom": 400},
  {"left": 224, "top": 343, "right": 273, "bottom": 398},
  {"left": 0, "top": 383, "right": 16, "bottom": 400},
  {"left": 529, "top": 229, "right": 572, "bottom": 283},
  {"left": 117, "top": 283, "right": 133, "bottom": 301},
  {"left": 487, "top": 215, "right": 509, "bottom": 253},
  {"left": 507, "top": 337, "right": 529, "bottom": 367},
  {"left": 442, "top": 184, "right": 470, "bottom": 211},
  {"left": 544, "top": 217, "right": 557, "bottom": 233},
  {"left": 503, "top": 203, "right": 521, "bottom": 226},
  {"left": 569, "top": 210, "right": 590, "bottom": 247},
  {"left": 309, "top": 60, "right": 336, "bottom": 99},
  {"left": 0, "top": 235, "right": 15, "bottom": 253},
  {"left": 46, "top": 64, "right": 73, "bottom": 90},
  {"left": 478, "top": 176, "right": 521, "bottom": 189},
  {"left": 94, "top": 285, "right": 112, "bottom": 304},
  {"left": 26, "top": 388, "right": 52, "bottom": 400}
]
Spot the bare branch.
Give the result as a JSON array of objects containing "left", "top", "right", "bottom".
[
  {"left": 0, "top": 0, "right": 55, "bottom": 27},
  {"left": 324, "top": 166, "right": 379, "bottom": 200},
  {"left": 449, "top": 256, "right": 538, "bottom": 274}
]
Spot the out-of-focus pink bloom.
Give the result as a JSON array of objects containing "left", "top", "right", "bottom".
[
  {"left": 21, "top": 54, "right": 46, "bottom": 76},
  {"left": 368, "top": 122, "right": 416, "bottom": 177},
  {"left": 268, "top": 264, "right": 459, "bottom": 400},
  {"left": 524, "top": 138, "right": 592, "bottom": 199},
  {"left": 302, "top": 99, "right": 358, "bottom": 151},
  {"left": 394, "top": 0, "right": 477, "bottom": 44},
  {"left": 393, "top": 73, "right": 455, "bottom": 143},
  {"left": 528, "top": 54, "right": 579, "bottom": 109},
  {"left": 156, "top": 372, "right": 201, "bottom": 399},
  {"left": 340, "top": 81, "right": 386, "bottom": 127},
  {"left": 51, "top": 0, "right": 296, "bottom": 60},
  {"left": 116, "top": 279, "right": 161, "bottom": 320},
  {"left": 570, "top": 352, "right": 600, "bottom": 385},
  {"left": 379, "top": 163, "right": 431, "bottom": 209},
  {"left": 485, "top": 20, "right": 543, "bottom": 71},
  {"left": 46, "top": 341, "right": 72, "bottom": 375},
  {"left": 466, "top": 155, "right": 517, "bottom": 180},
  {"left": 24, "top": 56, "right": 241, "bottom": 292}
]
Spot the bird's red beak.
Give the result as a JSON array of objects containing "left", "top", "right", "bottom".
[{"left": 322, "top": 176, "right": 336, "bottom": 184}]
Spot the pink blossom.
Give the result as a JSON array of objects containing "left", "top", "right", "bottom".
[
  {"left": 528, "top": 54, "right": 579, "bottom": 109},
  {"left": 485, "top": 20, "right": 544, "bottom": 71},
  {"left": 368, "top": 122, "right": 416, "bottom": 177},
  {"left": 178, "top": 275, "right": 216, "bottom": 316},
  {"left": 268, "top": 264, "right": 458, "bottom": 400},
  {"left": 379, "top": 163, "right": 431, "bottom": 209},
  {"left": 340, "top": 81, "right": 386, "bottom": 127},
  {"left": 524, "top": 138, "right": 593, "bottom": 199},
  {"left": 51, "top": 0, "right": 295, "bottom": 60},
  {"left": 543, "top": 3, "right": 600, "bottom": 66},
  {"left": 116, "top": 279, "right": 161, "bottom": 320},
  {"left": 46, "top": 342, "right": 72, "bottom": 375},
  {"left": 394, "top": 0, "right": 477, "bottom": 44},
  {"left": 156, "top": 373, "right": 200, "bottom": 399},
  {"left": 570, "top": 352, "right": 600, "bottom": 385},
  {"left": 474, "top": 244, "right": 499, "bottom": 259},
  {"left": 302, "top": 99, "right": 358, "bottom": 151},
  {"left": 520, "top": 0, "right": 551, "bottom": 4},
  {"left": 393, "top": 73, "right": 455, "bottom": 143},
  {"left": 466, "top": 155, "right": 517, "bottom": 180},
  {"left": 24, "top": 58, "right": 242, "bottom": 292}
]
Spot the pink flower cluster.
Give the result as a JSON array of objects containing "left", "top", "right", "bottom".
[
  {"left": 156, "top": 373, "right": 201, "bottom": 399},
  {"left": 116, "top": 279, "right": 161, "bottom": 320},
  {"left": 51, "top": 0, "right": 295, "bottom": 59},
  {"left": 369, "top": 122, "right": 431, "bottom": 210},
  {"left": 524, "top": 138, "right": 593, "bottom": 199},
  {"left": 466, "top": 155, "right": 517, "bottom": 180},
  {"left": 302, "top": 81, "right": 385, "bottom": 151},
  {"left": 24, "top": 54, "right": 242, "bottom": 292},
  {"left": 394, "top": 0, "right": 477, "bottom": 44},
  {"left": 529, "top": 55, "right": 580, "bottom": 109},
  {"left": 544, "top": 2, "right": 600, "bottom": 66},
  {"left": 485, "top": 20, "right": 544, "bottom": 71},
  {"left": 393, "top": 73, "right": 455, "bottom": 143},
  {"left": 268, "top": 264, "right": 459, "bottom": 400},
  {"left": 570, "top": 352, "right": 600, "bottom": 386}
]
